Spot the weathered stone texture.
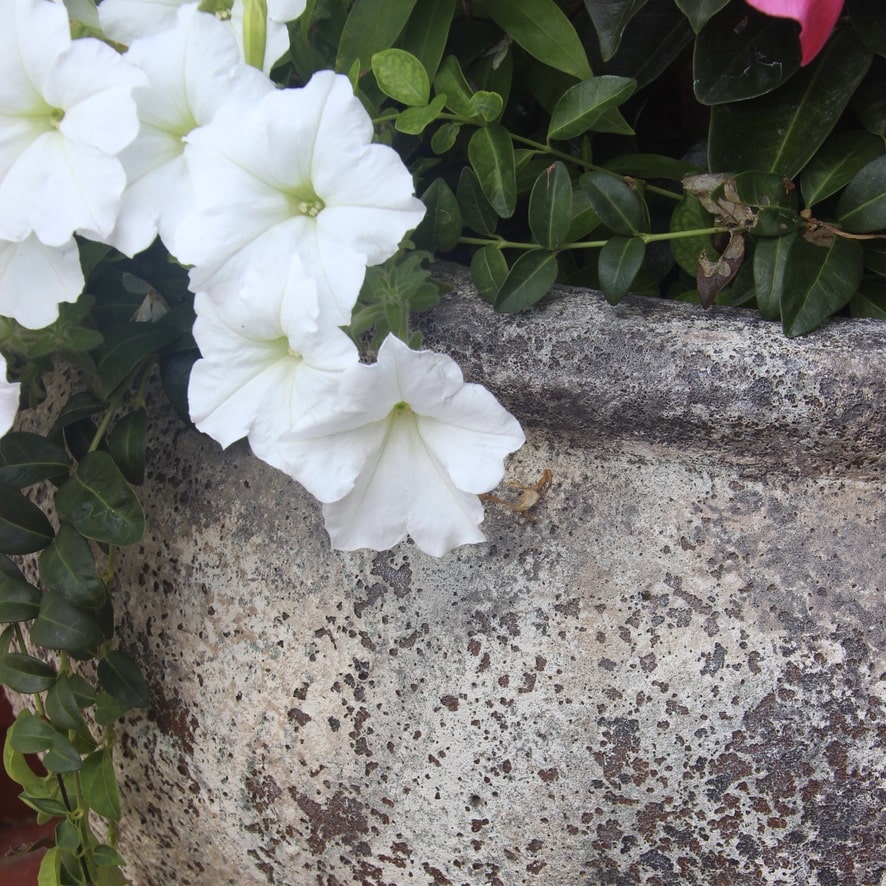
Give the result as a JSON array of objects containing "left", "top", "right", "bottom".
[{"left": 89, "top": 270, "right": 885, "bottom": 884}]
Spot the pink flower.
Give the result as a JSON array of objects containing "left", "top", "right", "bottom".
[{"left": 744, "top": 0, "right": 844, "bottom": 65}]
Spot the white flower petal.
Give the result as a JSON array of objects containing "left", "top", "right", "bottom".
[
  {"left": 0, "top": 354, "right": 20, "bottom": 438},
  {"left": 98, "top": 0, "right": 184, "bottom": 45},
  {"left": 267, "top": 0, "right": 305, "bottom": 22},
  {"left": 0, "top": 234, "right": 83, "bottom": 329}
]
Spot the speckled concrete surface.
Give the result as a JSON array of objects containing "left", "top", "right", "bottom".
[{"left": 50, "top": 270, "right": 886, "bottom": 883}]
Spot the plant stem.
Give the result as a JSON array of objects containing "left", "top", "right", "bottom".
[{"left": 459, "top": 225, "right": 728, "bottom": 251}]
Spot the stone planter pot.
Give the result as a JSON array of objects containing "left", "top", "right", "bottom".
[{"left": 40, "top": 266, "right": 886, "bottom": 883}]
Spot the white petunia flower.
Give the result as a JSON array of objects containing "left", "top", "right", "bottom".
[
  {"left": 98, "top": 0, "right": 305, "bottom": 74},
  {"left": 0, "top": 0, "right": 144, "bottom": 246},
  {"left": 188, "top": 254, "right": 359, "bottom": 467},
  {"left": 0, "top": 235, "right": 84, "bottom": 329},
  {"left": 175, "top": 71, "right": 426, "bottom": 326},
  {"left": 0, "top": 353, "right": 20, "bottom": 438},
  {"left": 108, "top": 4, "right": 273, "bottom": 258},
  {"left": 280, "top": 335, "right": 526, "bottom": 556}
]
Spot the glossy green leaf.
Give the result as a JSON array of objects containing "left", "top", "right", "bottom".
[
  {"left": 396, "top": 0, "right": 456, "bottom": 80},
  {"left": 93, "top": 844, "right": 127, "bottom": 869},
  {"left": 579, "top": 172, "right": 646, "bottom": 236},
  {"left": 548, "top": 76, "right": 636, "bottom": 140},
  {"left": 336, "top": 0, "right": 418, "bottom": 73},
  {"left": 693, "top": 6, "right": 799, "bottom": 105},
  {"left": 670, "top": 192, "right": 716, "bottom": 276},
  {"left": 733, "top": 172, "right": 796, "bottom": 209},
  {"left": 598, "top": 236, "right": 646, "bottom": 304},
  {"left": 94, "top": 322, "right": 181, "bottom": 400},
  {"left": 30, "top": 592, "right": 105, "bottom": 658},
  {"left": 457, "top": 168, "right": 498, "bottom": 236},
  {"left": 0, "top": 433, "right": 70, "bottom": 488},
  {"left": 753, "top": 233, "right": 796, "bottom": 321},
  {"left": 80, "top": 749, "right": 121, "bottom": 821},
  {"left": 54, "top": 820, "right": 80, "bottom": 853},
  {"left": 395, "top": 94, "right": 447, "bottom": 134},
  {"left": 851, "top": 281, "right": 886, "bottom": 319},
  {"left": 584, "top": 0, "right": 650, "bottom": 61},
  {"left": 0, "top": 554, "right": 41, "bottom": 622},
  {"left": 54, "top": 451, "right": 144, "bottom": 547},
  {"left": 468, "top": 124, "right": 517, "bottom": 219},
  {"left": 42, "top": 730, "right": 83, "bottom": 773},
  {"left": 413, "top": 178, "right": 462, "bottom": 252},
  {"left": 495, "top": 251, "right": 559, "bottom": 313},
  {"left": 565, "top": 189, "right": 602, "bottom": 242},
  {"left": 372, "top": 48, "right": 429, "bottom": 105},
  {"left": 49, "top": 392, "right": 103, "bottom": 437},
  {"left": 484, "top": 0, "right": 592, "bottom": 80},
  {"left": 39, "top": 523, "right": 105, "bottom": 608},
  {"left": 801, "top": 131, "right": 884, "bottom": 207},
  {"left": 751, "top": 207, "right": 804, "bottom": 238},
  {"left": 591, "top": 106, "right": 634, "bottom": 135},
  {"left": 9, "top": 712, "right": 55, "bottom": 754},
  {"left": 0, "top": 653, "right": 56, "bottom": 693},
  {"left": 433, "top": 55, "right": 473, "bottom": 116},
  {"left": 675, "top": 0, "right": 729, "bottom": 32},
  {"left": 470, "top": 246, "right": 509, "bottom": 304},
  {"left": 3, "top": 712, "right": 47, "bottom": 794},
  {"left": 94, "top": 691, "right": 129, "bottom": 727},
  {"left": 0, "top": 486, "right": 54, "bottom": 554},
  {"left": 106, "top": 408, "right": 147, "bottom": 486},
  {"left": 709, "top": 30, "right": 872, "bottom": 177},
  {"left": 837, "top": 155, "right": 886, "bottom": 233},
  {"left": 781, "top": 236, "right": 864, "bottom": 337},
  {"left": 46, "top": 675, "right": 85, "bottom": 731},
  {"left": 98, "top": 650, "right": 150, "bottom": 710},
  {"left": 528, "top": 162, "right": 573, "bottom": 249}
]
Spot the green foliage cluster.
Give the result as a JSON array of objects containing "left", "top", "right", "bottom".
[{"left": 301, "top": 0, "right": 886, "bottom": 335}]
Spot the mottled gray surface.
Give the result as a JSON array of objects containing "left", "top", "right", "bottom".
[{"left": 59, "top": 270, "right": 886, "bottom": 883}]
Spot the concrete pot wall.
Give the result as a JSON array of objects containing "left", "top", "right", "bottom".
[{"left": 51, "top": 268, "right": 886, "bottom": 883}]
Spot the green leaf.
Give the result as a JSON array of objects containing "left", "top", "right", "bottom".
[
  {"left": 0, "top": 433, "right": 70, "bottom": 488},
  {"left": 470, "top": 246, "right": 509, "bottom": 304},
  {"left": 547, "top": 76, "right": 636, "bottom": 140},
  {"left": 564, "top": 188, "right": 601, "bottom": 242},
  {"left": 46, "top": 675, "right": 85, "bottom": 731},
  {"left": 9, "top": 713, "right": 56, "bottom": 754},
  {"left": 753, "top": 233, "right": 796, "bottom": 321},
  {"left": 413, "top": 178, "right": 462, "bottom": 252},
  {"left": 93, "top": 844, "right": 126, "bottom": 869},
  {"left": 495, "top": 251, "right": 559, "bottom": 313},
  {"left": 396, "top": 0, "right": 456, "bottom": 80},
  {"left": 484, "top": 0, "right": 592, "bottom": 81},
  {"left": 598, "top": 236, "right": 646, "bottom": 304},
  {"left": 852, "top": 68, "right": 886, "bottom": 139},
  {"left": 457, "top": 167, "right": 498, "bottom": 236},
  {"left": 4, "top": 712, "right": 47, "bottom": 794},
  {"left": 591, "top": 106, "right": 634, "bottom": 135},
  {"left": 371, "top": 48, "right": 429, "bottom": 105},
  {"left": 94, "top": 321, "right": 181, "bottom": 400},
  {"left": 579, "top": 172, "right": 646, "bottom": 236},
  {"left": 37, "top": 847, "right": 61, "bottom": 886},
  {"left": 336, "top": 0, "right": 418, "bottom": 73},
  {"left": 94, "top": 691, "right": 129, "bottom": 727},
  {"left": 0, "top": 653, "right": 56, "bottom": 693},
  {"left": 466, "top": 90, "right": 503, "bottom": 123},
  {"left": 781, "top": 236, "right": 864, "bottom": 337},
  {"left": 605, "top": 153, "right": 702, "bottom": 180},
  {"left": 837, "top": 155, "right": 886, "bottom": 233},
  {"left": 430, "top": 121, "right": 460, "bottom": 153},
  {"left": 751, "top": 207, "right": 804, "bottom": 238},
  {"left": 106, "top": 408, "right": 147, "bottom": 486},
  {"left": 98, "top": 650, "right": 150, "bottom": 710},
  {"left": 433, "top": 55, "right": 473, "bottom": 116},
  {"left": 693, "top": 6, "right": 799, "bottom": 105},
  {"left": 0, "top": 486, "right": 54, "bottom": 554},
  {"left": 49, "top": 392, "right": 103, "bottom": 437},
  {"left": 733, "top": 172, "right": 796, "bottom": 209},
  {"left": 54, "top": 451, "right": 145, "bottom": 547},
  {"left": 863, "top": 240, "right": 886, "bottom": 276},
  {"left": 54, "top": 820, "right": 80, "bottom": 853},
  {"left": 468, "top": 124, "right": 517, "bottom": 219},
  {"left": 80, "top": 749, "right": 121, "bottom": 821},
  {"left": 851, "top": 281, "right": 886, "bottom": 319},
  {"left": 394, "top": 93, "right": 447, "bottom": 134},
  {"left": 801, "top": 131, "right": 884, "bottom": 207},
  {"left": 584, "top": 0, "right": 650, "bottom": 61},
  {"left": 39, "top": 522, "right": 106, "bottom": 608},
  {"left": 709, "top": 30, "right": 872, "bottom": 178},
  {"left": 68, "top": 673, "right": 97, "bottom": 709},
  {"left": 30, "top": 592, "right": 105, "bottom": 658},
  {"left": 675, "top": 0, "right": 729, "bottom": 32},
  {"left": 0, "top": 557, "right": 41, "bottom": 622},
  {"left": 528, "top": 162, "right": 573, "bottom": 249},
  {"left": 42, "top": 730, "right": 83, "bottom": 773},
  {"left": 848, "top": 0, "right": 886, "bottom": 56}
]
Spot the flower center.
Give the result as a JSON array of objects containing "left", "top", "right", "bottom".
[
  {"left": 48, "top": 107, "right": 65, "bottom": 128},
  {"left": 286, "top": 187, "right": 325, "bottom": 218},
  {"left": 199, "top": 0, "right": 234, "bottom": 20},
  {"left": 391, "top": 401, "right": 411, "bottom": 416},
  {"left": 287, "top": 346, "right": 303, "bottom": 362}
]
